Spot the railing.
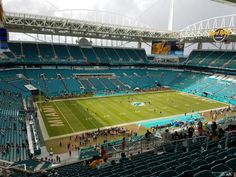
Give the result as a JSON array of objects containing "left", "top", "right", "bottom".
[
  {"left": 109, "top": 135, "right": 209, "bottom": 160},
  {"left": 1, "top": 129, "right": 236, "bottom": 177}
]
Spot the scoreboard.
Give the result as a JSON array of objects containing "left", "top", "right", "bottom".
[{"left": 151, "top": 41, "right": 184, "bottom": 56}]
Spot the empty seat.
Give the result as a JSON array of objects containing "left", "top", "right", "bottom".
[
  {"left": 177, "top": 169, "right": 195, "bottom": 177},
  {"left": 165, "top": 161, "right": 179, "bottom": 169},
  {"left": 175, "top": 164, "right": 193, "bottom": 174},
  {"left": 99, "top": 171, "right": 112, "bottom": 177},
  {"left": 108, "top": 174, "right": 120, "bottom": 177},
  {"left": 193, "top": 170, "right": 216, "bottom": 177},
  {"left": 217, "top": 151, "right": 231, "bottom": 160},
  {"left": 178, "top": 157, "right": 191, "bottom": 164},
  {"left": 134, "top": 165, "right": 146, "bottom": 172},
  {"left": 191, "top": 159, "right": 208, "bottom": 168},
  {"left": 147, "top": 161, "right": 160, "bottom": 167},
  {"left": 119, "top": 169, "right": 133, "bottom": 176},
  {"left": 228, "top": 147, "right": 236, "bottom": 155},
  {"left": 159, "top": 170, "right": 178, "bottom": 177},
  {"left": 225, "top": 158, "right": 236, "bottom": 169},
  {"left": 205, "top": 155, "right": 221, "bottom": 164},
  {"left": 190, "top": 153, "right": 200, "bottom": 160},
  {"left": 135, "top": 170, "right": 151, "bottom": 177},
  {"left": 211, "top": 163, "right": 232, "bottom": 174},
  {"left": 151, "top": 165, "right": 166, "bottom": 175}
]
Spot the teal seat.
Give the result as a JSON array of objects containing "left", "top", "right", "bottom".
[
  {"left": 191, "top": 159, "right": 208, "bottom": 168},
  {"left": 108, "top": 174, "right": 120, "bottom": 177},
  {"left": 151, "top": 165, "right": 166, "bottom": 175},
  {"left": 226, "top": 158, "right": 236, "bottom": 169},
  {"left": 178, "top": 157, "right": 191, "bottom": 164},
  {"left": 165, "top": 161, "right": 179, "bottom": 169},
  {"left": 159, "top": 170, "right": 178, "bottom": 177},
  {"left": 193, "top": 170, "right": 216, "bottom": 177},
  {"left": 176, "top": 169, "right": 195, "bottom": 177},
  {"left": 148, "top": 161, "right": 160, "bottom": 167},
  {"left": 134, "top": 165, "right": 146, "bottom": 172},
  {"left": 175, "top": 164, "right": 193, "bottom": 174},
  {"left": 217, "top": 151, "right": 231, "bottom": 160},
  {"left": 205, "top": 155, "right": 219, "bottom": 163},
  {"left": 135, "top": 170, "right": 151, "bottom": 177},
  {"left": 211, "top": 163, "right": 232, "bottom": 173},
  {"left": 190, "top": 153, "right": 200, "bottom": 160},
  {"left": 228, "top": 147, "right": 236, "bottom": 155}
]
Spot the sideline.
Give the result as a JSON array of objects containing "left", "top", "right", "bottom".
[
  {"left": 42, "top": 105, "right": 228, "bottom": 141},
  {"left": 36, "top": 90, "right": 176, "bottom": 103}
]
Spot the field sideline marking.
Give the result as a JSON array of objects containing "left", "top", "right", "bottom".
[
  {"left": 44, "top": 105, "right": 228, "bottom": 141},
  {"left": 53, "top": 102, "right": 76, "bottom": 133},
  {"left": 37, "top": 90, "right": 229, "bottom": 140},
  {"left": 36, "top": 90, "right": 177, "bottom": 103},
  {"left": 35, "top": 102, "right": 50, "bottom": 139}
]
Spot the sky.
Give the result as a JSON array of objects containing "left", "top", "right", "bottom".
[
  {"left": 3, "top": 0, "right": 236, "bottom": 30},
  {"left": 3, "top": 0, "right": 236, "bottom": 54}
]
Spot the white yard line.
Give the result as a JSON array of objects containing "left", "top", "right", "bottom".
[
  {"left": 53, "top": 102, "right": 76, "bottom": 133},
  {"left": 36, "top": 90, "right": 176, "bottom": 103},
  {"left": 37, "top": 90, "right": 229, "bottom": 141},
  {"left": 44, "top": 105, "right": 228, "bottom": 141}
]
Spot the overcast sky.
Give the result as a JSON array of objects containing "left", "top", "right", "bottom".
[
  {"left": 3, "top": 0, "right": 236, "bottom": 54},
  {"left": 3, "top": 0, "right": 236, "bottom": 30}
]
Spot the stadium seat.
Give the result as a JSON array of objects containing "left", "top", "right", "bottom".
[
  {"left": 175, "top": 164, "right": 193, "bottom": 174},
  {"left": 135, "top": 170, "right": 151, "bottom": 177},
  {"left": 134, "top": 165, "right": 146, "bottom": 172},
  {"left": 191, "top": 159, "right": 208, "bottom": 168},
  {"left": 151, "top": 165, "right": 167, "bottom": 174},
  {"left": 178, "top": 157, "right": 191, "bottom": 164},
  {"left": 225, "top": 158, "right": 236, "bottom": 169},
  {"left": 147, "top": 161, "right": 160, "bottom": 167},
  {"left": 205, "top": 155, "right": 222, "bottom": 164},
  {"left": 217, "top": 151, "right": 232, "bottom": 160},
  {"left": 108, "top": 174, "right": 120, "bottom": 177},
  {"left": 159, "top": 170, "right": 178, "bottom": 177},
  {"left": 211, "top": 163, "right": 232, "bottom": 175},
  {"left": 193, "top": 170, "right": 216, "bottom": 177},
  {"left": 176, "top": 169, "right": 196, "bottom": 177},
  {"left": 190, "top": 153, "right": 201, "bottom": 160},
  {"left": 164, "top": 160, "right": 179, "bottom": 169},
  {"left": 227, "top": 147, "right": 236, "bottom": 155}
]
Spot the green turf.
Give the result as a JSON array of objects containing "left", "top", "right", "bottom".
[{"left": 37, "top": 91, "right": 227, "bottom": 137}]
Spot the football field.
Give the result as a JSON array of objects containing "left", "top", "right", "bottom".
[{"left": 37, "top": 91, "right": 227, "bottom": 138}]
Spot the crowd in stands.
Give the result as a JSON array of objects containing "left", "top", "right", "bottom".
[
  {"left": 84, "top": 117, "right": 236, "bottom": 170},
  {"left": 58, "top": 126, "right": 132, "bottom": 149}
]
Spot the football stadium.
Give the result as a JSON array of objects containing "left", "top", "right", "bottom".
[{"left": 0, "top": 0, "right": 236, "bottom": 176}]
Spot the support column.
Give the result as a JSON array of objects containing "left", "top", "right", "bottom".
[
  {"left": 232, "top": 42, "right": 235, "bottom": 50},
  {"left": 168, "top": 0, "right": 174, "bottom": 31},
  {"left": 137, "top": 41, "right": 142, "bottom": 48},
  {"left": 197, "top": 42, "right": 203, "bottom": 50}
]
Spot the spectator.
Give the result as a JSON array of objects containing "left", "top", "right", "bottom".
[
  {"left": 119, "top": 152, "right": 128, "bottom": 163},
  {"left": 121, "top": 137, "right": 126, "bottom": 151},
  {"left": 89, "top": 156, "right": 103, "bottom": 169},
  {"left": 162, "top": 129, "right": 171, "bottom": 142},
  {"left": 188, "top": 126, "right": 195, "bottom": 138},
  {"left": 172, "top": 131, "right": 180, "bottom": 140},
  {"left": 197, "top": 120, "right": 203, "bottom": 136},
  {"left": 101, "top": 146, "right": 108, "bottom": 160},
  {"left": 145, "top": 130, "right": 152, "bottom": 141},
  {"left": 211, "top": 121, "right": 217, "bottom": 132}
]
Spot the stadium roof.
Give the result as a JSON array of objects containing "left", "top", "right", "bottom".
[{"left": 211, "top": 0, "right": 236, "bottom": 6}]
